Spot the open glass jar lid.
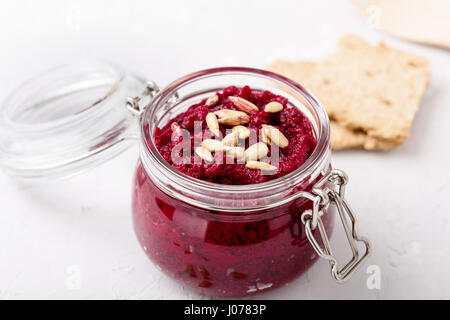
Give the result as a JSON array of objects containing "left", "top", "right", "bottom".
[{"left": 0, "top": 61, "right": 156, "bottom": 179}]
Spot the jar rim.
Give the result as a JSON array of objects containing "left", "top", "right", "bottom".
[{"left": 140, "top": 67, "right": 331, "bottom": 212}]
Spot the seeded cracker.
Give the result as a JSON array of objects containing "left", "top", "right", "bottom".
[
  {"left": 267, "top": 35, "right": 430, "bottom": 150},
  {"left": 330, "top": 121, "right": 401, "bottom": 151}
]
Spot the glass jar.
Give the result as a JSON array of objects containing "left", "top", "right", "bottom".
[{"left": 0, "top": 63, "right": 370, "bottom": 297}]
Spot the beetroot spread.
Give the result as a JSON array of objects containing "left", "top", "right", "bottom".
[
  {"left": 132, "top": 85, "right": 333, "bottom": 297},
  {"left": 154, "top": 86, "right": 317, "bottom": 184},
  {"left": 133, "top": 166, "right": 334, "bottom": 297}
]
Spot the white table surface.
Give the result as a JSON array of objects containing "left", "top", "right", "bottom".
[{"left": 1, "top": 0, "right": 449, "bottom": 300}]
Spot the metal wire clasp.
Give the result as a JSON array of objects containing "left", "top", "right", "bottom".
[
  {"left": 126, "top": 81, "right": 161, "bottom": 117},
  {"left": 301, "top": 169, "right": 371, "bottom": 283}
]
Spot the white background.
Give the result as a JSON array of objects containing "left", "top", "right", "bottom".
[{"left": 0, "top": 0, "right": 449, "bottom": 299}]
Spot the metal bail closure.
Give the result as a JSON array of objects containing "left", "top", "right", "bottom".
[
  {"left": 126, "top": 81, "right": 161, "bottom": 117},
  {"left": 301, "top": 169, "right": 371, "bottom": 283}
]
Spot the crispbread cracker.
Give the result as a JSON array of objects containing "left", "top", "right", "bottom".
[
  {"left": 330, "top": 121, "right": 402, "bottom": 150},
  {"left": 268, "top": 34, "right": 430, "bottom": 150}
]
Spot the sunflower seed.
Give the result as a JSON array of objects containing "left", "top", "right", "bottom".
[
  {"left": 229, "top": 96, "right": 259, "bottom": 114},
  {"left": 214, "top": 109, "right": 250, "bottom": 126},
  {"left": 222, "top": 131, "right": 239, "bottom": 147},
  {"left": 232, "top": 125, "right": 250, "bottom": 139},
  {"left": 206, "top": 112, "right": 220, "bottom": 137},
  {"left": 195, "top": 147, "right": 214, "bottom": 163},
  {"left": 202, "top": 139, "right": 225, "bottom": 152},
  {"left": 263, "top": 125, "right": 289, "bottom": 148},
  {"left": 261, "top": 125, "right": 271, "bottom": 145},
  {"left": 205, "top": 94, "right": 219, "bottom": 107},
  {"left": 264, "top": 101, "right": 283, "bottom": 113},
  {"left": 225, "top": 146, "right": 245, "bottom": 160},
  {"left": 245, "top": 142, "right": 269, "bottom": 161},
  {"left": 246, "top": 161, "right": 277, "bottom": 171}
]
